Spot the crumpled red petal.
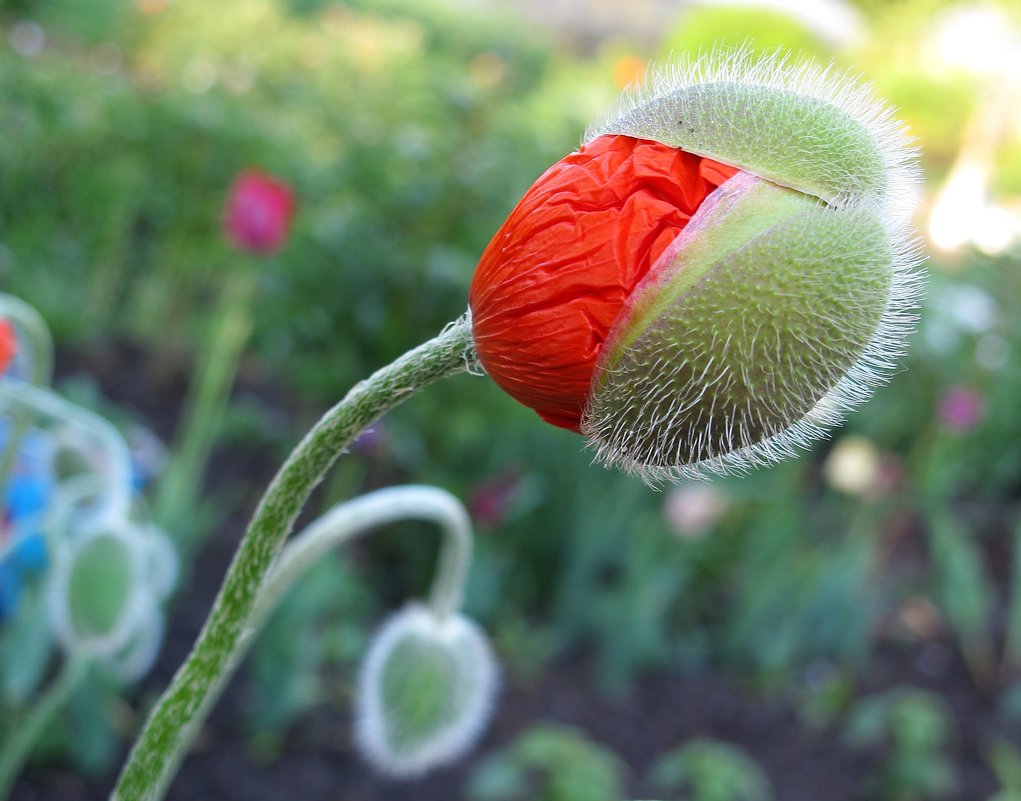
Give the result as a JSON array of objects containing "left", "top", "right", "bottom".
[{"left": 470, "top": 135, "right": 738, "bottom": 431}]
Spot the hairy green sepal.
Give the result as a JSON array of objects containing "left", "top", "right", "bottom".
[
  {"left": 379, "top": 634, "right": 467, "bottom": 751},
  {"left": 602, "top": 83, "right": 886, "bottom": 205},
  {"left": 587, "top": 174, "right": 893, "bottom": 471}
]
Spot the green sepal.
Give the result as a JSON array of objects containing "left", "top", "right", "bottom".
[{"left": 587, "top": 174, "right": 893, "bottom": 474}]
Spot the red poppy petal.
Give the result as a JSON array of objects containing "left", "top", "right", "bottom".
[
  {"left": 0, "top": 319, "right": 17, "bottom": 374},
  {"left": 470, "top": 135, "right": 738, "bottom": 430}
]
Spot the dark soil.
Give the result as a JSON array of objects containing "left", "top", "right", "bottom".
[{"left": 8, "top": 341, "right": 1013, "bottom": 800}]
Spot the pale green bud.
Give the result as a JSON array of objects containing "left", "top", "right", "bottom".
[
  {"left": 49, "top": 524, "right": 146, "bottom": 658},
  {"left": 355, "top": 604, "right": 498, "bottom": 777}
]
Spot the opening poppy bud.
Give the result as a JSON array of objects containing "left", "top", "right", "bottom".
[
  {"left": 470, "top": 51, "right": 921, "bottom": 479},
  {"left": 355, "top": 604, "right": 498, "bottom": 777}
]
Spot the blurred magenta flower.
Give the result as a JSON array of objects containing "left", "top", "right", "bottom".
[
  {"left": 937, "top": 386, "right": 984, "bottom": 433},
  {"left": 0, "top": 318, "right": 15, "bottom": 373},
  {"left": 223, "top": 170, "right": 295, "bottom": 255},
  {"left": 467, "top": 471, "right": 522, "bottom": 529}
]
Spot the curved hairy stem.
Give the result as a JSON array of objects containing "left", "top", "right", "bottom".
[
  {"left": 144, "top": 484, "right": 474, "bottom": 765},
  {"left": 256, "top": 484, "right": 473, "bottom": 626},
  {"left": 112, "top": 315, "right": 477, "bottom": 801}
]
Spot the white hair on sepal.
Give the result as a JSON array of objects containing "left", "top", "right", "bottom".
[
  {"left": 581, "top": 184, "right": 925, "bottom": 486},
  {"left": 586, "top": 46, "right": 921, "bottom": 233},
  {"left": 589, "top": 233, "right": 924, "bottom": 485}
]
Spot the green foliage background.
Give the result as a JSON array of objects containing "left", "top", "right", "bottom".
[{"left": 3, "top": 0, "right": 1021, "bottom": 797}]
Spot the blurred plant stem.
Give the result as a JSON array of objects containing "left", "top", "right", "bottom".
[
  {"left": 112, "top": 314, "right": 477, "bottom": 801},
  {"left": 0, "top": 657, "right": 90, "bottom": 800},
  {"left": 0, "top": 295, "right": 54, "bottom": 495},
  {"left": 153, "top": 269, "right": 257, "bottom": 547},
  {"left": 1003, "top": 519, "right": 1021, "bottom": 672},
  {"left": 927, "top": 510, "right": 996, "bottom": 688}
]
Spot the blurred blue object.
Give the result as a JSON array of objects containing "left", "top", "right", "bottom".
[
  {"left": 12, "top": 531, "right": 48, "bottom": 575},
  {"left": 4, "top": 473, "right": 50, "bottom": 520},
  {"left": 0, "top": 562, "right": 23, "bottom": 622},
  {"left": 128, "top": 425, "right": 167, "bottom": 491}
]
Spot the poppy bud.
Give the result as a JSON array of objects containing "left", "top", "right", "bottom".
[
  {"left": 49, "top": 524, "right": 146, "bottom": 657},
  {"left": 354, "top": 604, "right": 498, "bottom": 777},
  {"left": 49, "top": 517, "right": 176, "bottom": 681},
  {"left": 223, "top": 170, "right": 296, "bottom": 255},
  {"left": 470, "top": 51, "right": 921, "bottom": 479}
]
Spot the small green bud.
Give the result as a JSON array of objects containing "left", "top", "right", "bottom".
[
  {"left": 355, "top": 604, "right": 498, "bottom": 777},
  {"left": 50, "top": 524, "right": 145, "bottom": 657}
]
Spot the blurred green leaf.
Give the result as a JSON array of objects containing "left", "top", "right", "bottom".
[
  {"left": 467, "top": 724, "right": 626, "bottom": 801},
  {"left": 648, "top": 739, "right": 772, "bottom": 801}
]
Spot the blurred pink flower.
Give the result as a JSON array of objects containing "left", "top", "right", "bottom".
[
  {"left": 467, "top": 471, "right": 522, "bottom": 529},
  {"left": 224, "top": 170, "right": 295, "bottom": 255},
  {"left": 937, "top": 386, "right": 984, "bottom": 433},
  {"left": 0, "top": 319, "right": 16, "bottom": 374},
  {"left": 664, "top": 485, "right": 727, "bottom": 540}
]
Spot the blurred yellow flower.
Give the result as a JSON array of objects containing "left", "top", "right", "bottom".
[
  {"left": 823, "top": 436, "right": 881, "bottom": 496},
  {"left": 612, "top": 55, "right": 645, "bottom": 89}
]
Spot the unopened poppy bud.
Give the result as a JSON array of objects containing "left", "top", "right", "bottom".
[
  {"left": 49, "top": 524, "right": 146, "bottom": 657},
  {"left": 355, "top": 604, "right": 498, "bottom": 777},
  {"left": 470, "top": 51, "right": 921, "bottom": 479}
]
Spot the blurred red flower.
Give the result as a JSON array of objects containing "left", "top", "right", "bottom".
[
  {"left": 0, "top": 318, "right": 16, "bottom": 374},
  {"left": 469, "top": 135, "right": 737, "bottom": 431},
  {"left": 223, "top": 170, "right": 295, "bottom": 255}
]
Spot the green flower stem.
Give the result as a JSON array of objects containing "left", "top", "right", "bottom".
[
  {"left": 112, "top": 314, "right": 477, "bottom": 801},
  {"left": 154, "top": 269, "right": 257, "bottom": 543},
  {"left": 0, "top": 657, "right": 90, "bottom": 801},
  {"left": 0, "top": 294, "right": 54, "bottom": 496},
  {"left": 157, "top": 485, "right": 474, "bottom": 749},
  {"left": 256, "top": 485, "right": 473, "bottom": 626}
]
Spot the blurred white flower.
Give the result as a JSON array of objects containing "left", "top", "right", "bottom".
[
  {"left": 664, "top": 485, "right": 728, "bottom": 539},
  {"left": 823, "top": 436, "right": 881, "bottom": 496}
]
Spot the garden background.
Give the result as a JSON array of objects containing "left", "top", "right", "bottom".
[{"left": 3, "top": 0, "right": 1021, "bottom": 798}]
